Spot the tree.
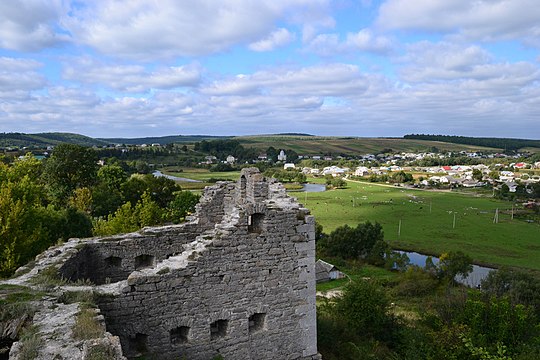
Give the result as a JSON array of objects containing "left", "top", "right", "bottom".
[
  {"left": 43, "top": 144, "right": 98, "bottom": 201},
  {"left": 481, "top": 267, "right": 540, "bottom": 316},
  {"left": 438, "top": 251, "right": 473, "bottom": 282},
  {"left": 319, "top": 221, "right": 385, "bottom": 263},
  {"left": 333, "top": 280, "right": 397, "bottom": 340},
  {"left": 165, "top": 191, "right": 200, "bottom": 223},
  {"left": 472, "top": 169, "right": 483, "bottom": 181},
  {"left": 390, "top": 171, "right": 413, "bottom": 184},
  {"left": 97, "top": 164, "right": 127, "bottom": 190}
]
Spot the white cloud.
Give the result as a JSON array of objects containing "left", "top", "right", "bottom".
[
  {"left": 0, "top": 0, "right": 69, "bottom": 51},
  {"left": 201, "top": 64, "right": 370, "bottom": 98},
  {"left": 64, "top": 0, "right": 333, "bottom": 60},
  {"left": 377, "top": 0, "right": 540, "bottom": 45},
  {"left": 63, "top": 58, "right": 201, "bottom": 92},
  {"left": 305, "top": 29, "right": 393, "bottom": 56},
  {"left": 399, "top": 42, "right": 540, "bottom": 86},
  {"left": 249, "top": 28, "right": 295, "bottom": 52},
  {"left": 0, "top": 57, "right": 46, "bottom": 92}
]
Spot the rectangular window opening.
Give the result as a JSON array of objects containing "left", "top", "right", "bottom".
[
  {"left": 170, "top": 326, "right": 190, "bottom": 344},
  {"left": 135, "top": 254, "right": 154, "bottom": 270},
  {"left": 248, "top": 213, "right": 264, "bottom": 233},
  {"left": 249, "top": 313, "right": 266, "bottom": 333},
  {"left": 210, "top": 319, "right": 228, "bottom": 339},
  {"left": 128, "top": 333, "right": 148, "bottom": 356}
]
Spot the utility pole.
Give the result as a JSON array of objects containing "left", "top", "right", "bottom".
[
  {"left": 398, "top": 219, "right": 402, "bottom": 237},
  {"left": 453, "top": 212, "right": 456, "bottom": 229},
  {"left": 511, "top": 204, "right": 514, "bottom": 220},
  {"left": 493, "top": 208, "right": 499, "bottom": 224}
]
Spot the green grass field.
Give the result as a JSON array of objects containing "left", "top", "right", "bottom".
[
  {"left": 235, "top": 135, "right": 500, "bottom": 155},
  {"left": 294, "top": 180, "right": 540, "bottom": 271}
]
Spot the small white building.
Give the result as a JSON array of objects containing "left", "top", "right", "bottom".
[
  {"left": 283, "top": 163, "right": 296, "bottom": 170},
  {"left": 277, "top": 150, "right": 287, "bottom": 162},
  {"left": 316, "top": 260, "right": 346, "bottom": 283},
  {"left": 354, "top": 166, "right": 370, "bottom": 177},
  {"left": 226, "top": 155, "right": 236, "bottom": 164}
]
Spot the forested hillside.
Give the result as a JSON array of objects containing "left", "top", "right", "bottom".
[{"left": 0, "top": 132, "right": 109, "bottom": 147}]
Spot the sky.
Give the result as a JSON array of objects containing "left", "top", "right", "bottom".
[{"left": 1, "top": 0, "right": 539, "bottom": 139}]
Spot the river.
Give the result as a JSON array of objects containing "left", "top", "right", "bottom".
[
  {"left": 152, "top": 170, "right": 202, "bottom": 183},
  {"left": 396, "top": 250, "right": 495, "bottom": 288},
  {"left": 298, "top": 183, "right": 327, "bottom": 192}
]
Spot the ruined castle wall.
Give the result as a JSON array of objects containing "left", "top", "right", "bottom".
[
  {"left": 59, "top": 225, "right": 204, "bottom": 284},
  {"left": 96, "top": 170, "right": 318, "bottom": 360},
  {"left": 13, "top": 168, "right": 319, "bottom": 360}
]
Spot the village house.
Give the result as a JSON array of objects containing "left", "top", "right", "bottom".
[
  {"left": 354, "top": 166, "right": 370, "bottom": 177},
  {"left": 315, "top": 260, "right": 346, "bottom": 283},
  {"left": 284, "top": 163, "right": 296, "bottom": 170},
  {"left": 226, "top": 155, "right": 236, "bottom": 164}
]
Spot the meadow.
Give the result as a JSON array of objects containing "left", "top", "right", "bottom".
[{"left": 293, "top": 180, "right": 540, "bottom": 271}]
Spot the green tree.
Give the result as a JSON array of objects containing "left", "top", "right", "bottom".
[
  {"left": 333, "top": 280, "right": 397, "bottom": 340},
  {"left": 43, "top": 144, "right": 99, "bottom": 201},
  {"left": 97, "top": 164, "right": 127, "bottom": 190},
  {"left": 438, "top": 251, "right": 473, "bottom": 282},
  {"left": 319, "top": 221, "right": 385, "bottom": 263},
  {"left": 165, "top": 191, "right": 200, "bottom": 223},
  {"left": 390, "top": 170, "right": 413, "bottom": 184}
]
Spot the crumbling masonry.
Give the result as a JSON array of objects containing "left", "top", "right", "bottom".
[{"left": 6, "top": 168, "right": 320, "bottom": 359}]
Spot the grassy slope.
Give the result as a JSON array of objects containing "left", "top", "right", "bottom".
[
  {"left": 235, "top": 135, "right": 500, "bottom": 155},
  {"left": 0, "top": 132, "right": 109, "bottom": 147},
  {"left": 295, "top": 180, "right": 540, "bottom": 270}
]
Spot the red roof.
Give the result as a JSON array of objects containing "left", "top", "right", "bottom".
[{"left": 442, "top": 166, "right": 452, "bottom": 171}]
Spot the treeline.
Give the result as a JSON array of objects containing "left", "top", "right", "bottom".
[
  {"left": 0, "top": 144, "right": 199, "bottom": 277},
  {"left": 404, "top": 134, "right": 540, "bottom": 151},
  {"left": 0, "top": 132, "right": 108, "bottom": 147},
  {"left": 194, "top": 139, "right": 299, "bottom": 163}
]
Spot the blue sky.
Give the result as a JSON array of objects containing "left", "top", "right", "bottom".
[{"left": 1, "top": 0, "right": 539, "bottom": 138}]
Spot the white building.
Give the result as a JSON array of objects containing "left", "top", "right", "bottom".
[
  {"left": 277, "top": 150, "right": 287, "bottom": 161},
  {"left": 226, "top": 155, "right": 236, "bottom": 164},
  {"left": 354, "top": 166, "right": 370, "bottom": 177}
]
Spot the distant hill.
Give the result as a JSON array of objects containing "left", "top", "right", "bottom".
[
  {"left": 234, "top": 135, "right": 500, "bottom": 155},
  {"left": 100, "top": 135, "right": 227, "bottom": 145},
  {"left": 404, "top": 134, "right": 540, "bottom": 151},
  {"left": 1, "top": 132, "right": 527, "bottom": 155},
  {"left": 0, "top": 132, "right": 109, "bottom": 148}
]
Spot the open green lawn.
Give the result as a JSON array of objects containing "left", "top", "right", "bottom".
[{"left": 295, "top": 180, "right": 540, "bottom": 271}]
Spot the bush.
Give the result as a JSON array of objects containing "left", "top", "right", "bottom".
[
  {"left": 394, "top": 266, "right": 439, "bottom": 297},
  {"left": 333, "top": 280, "right": 397, "bottom": 341}
]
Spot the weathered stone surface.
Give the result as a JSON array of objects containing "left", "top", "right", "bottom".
[{"left": 4, "top": 168, "right": 320, "bottom": 359}]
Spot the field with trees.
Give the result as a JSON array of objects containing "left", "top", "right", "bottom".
[
  {"left": 295, "top": 179, "right": 540, "bottom": 271},
  {"left": 235, "top": 135, "right": 500, "bottom": 155}
]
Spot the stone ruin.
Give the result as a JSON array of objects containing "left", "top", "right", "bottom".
[{"left": 4, "top": 168, "right": 320, "bottom": 359}]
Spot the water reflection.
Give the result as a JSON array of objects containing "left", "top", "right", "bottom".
[{"left": 396, "top": 250, "right": 495, "bottom": 288}]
